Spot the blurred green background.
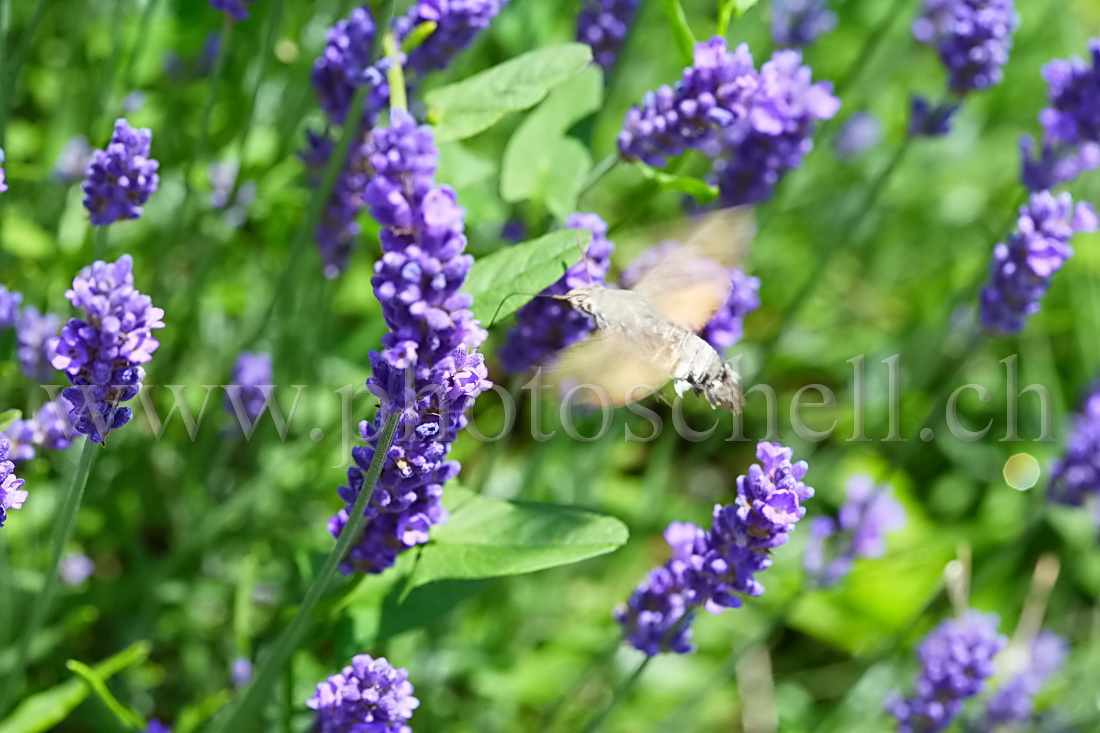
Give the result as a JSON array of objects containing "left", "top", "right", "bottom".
[{"left": 2, "top": 0, "right": 1100, "bottom": 730}]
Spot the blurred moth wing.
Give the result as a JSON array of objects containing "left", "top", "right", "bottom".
[{"left": 545, "top": 206, "right": 754, "bottom": 412}]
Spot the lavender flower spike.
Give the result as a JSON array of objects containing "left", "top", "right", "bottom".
[
  {"left": 395, "top": 0, "right": 509, "bottom": 77},
  {"left": 1048, "top": 383, "right": 1100, "bottom": 510},
  {"left": 48, "top": 255, "right": 165, "bottom": 444},
  {"left": 616, "top": 442, "right": 813, "bottom": 655},
  {"left": 307, "top": 654, "right": 419, "bottom": 733},
  {"left": 772, "top": 0, "right": 837, "bottom": 48},
  {"left": 980, "top": 191, "right": 1098, "bottom": 335},
  {"left": 3, "top": 398, "right": 76, "bottom": 463},
  {"left": 576, "top": 0, "right": 639, "bottom": 70},
  {"left": 887, "top": 611, "right": 1007, "bottom": 733},
  {"left": 327, "top": 111, "right": 489, "bottom": 575},
  {"left": 618, "top": 37, "right": 759, "bottom": 168},
  {"left": 499, "top": 212, "right": 615, "bottom": 373},
  {"left": 803, "top": 474, "right": 906, "bottom": 586},
  {"left": 225, "top": 351, "right": 273, "bottom": 423},
  {"left": 1021, "top": 39, "right": 1100, "bottom": 191},
  {"left": 16, "top": 306, "right": 61, "bottom": 382},
  {"left": 0, "top": 436, "right": 27, "bottom": 528},
  {"left": 0, "top": 148, "right": 8, "bottom": 193},
  {"left": 982, "top": 630, "right": 1068, "bottom": 729},
  {"left": 210, "top": 0, "right": 257, "bottom": 22},
  {"left": 912, "top": 0, "right": 1018, "bottom": 93},
  {"left": 310, "top": 7, "right": 390, "bottom": 126},
  {"left": 0, "top": 285, "right": 22, "bottom": 328},
  {"left": 713, "top": 49, "right": 839, "bottom": 206},
  {"left": 83, "top": 119, "right": 160, "bottom": 226}
]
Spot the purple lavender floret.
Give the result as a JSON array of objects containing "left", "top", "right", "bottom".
[
  {"left": 52, "top": 135, "right": 94, "bottom": 184},
  {"left": 308, "top": 654, "right": 419, "bottom": 733},
  {"left": 887, "top": 611, "right": 1007, "bottom": 733},
  {"left": 982, "top": 630, "right": 1068, "bottom": 728},
  {"left": 0, "top": 285, "right": 22, "bottom": 328},
  {"left": 231, "top": 657, "right": 253, "bottom": 687},
  {"left": 802, "top": 474, "right": 906, "bottom": 586},
  {"left": 912, "top": 0, "right": 1018, "bottom": 93},
  {"left": 82, "top": 119, "right": 160, "bottom": 226},
  {"left": 302, "top": 130, "right": 375, "bottom": 279},
  {"left": 0, "top": 436, "right": 27, "bottom": 529},
  {"left": 700, "top": 268, "right": 760, "bottom": 351},
  {"left": 908, "top": 94, "right": 961, "bottom": 138},
  {"left": 980, "top": 191, "right": 1098, "bottom": 335},
  {"left": 499, "top": 212, "right": 615, "bottom": 373},
  {"left": 395, "top": 0, "right": 509, "bottom": 77},
  {"left": 144, "top": 722, "right": 171, "bottom": 733},
  {"left": 210, "top": 0, "right": 256, "bottom": 22},
  {"left": 48, "top": 255, "right": 165, "bottom": 444},
  {"left": 16, "top": 306, "right": 61, "bottom": 382},
  {"left": 327, "top": 111, "right": 489, "bottom": 575},
  {"left": 311, "top": 7, "right": 390, "bottom": 126},
  {"left": 1020, "top": 39, "right": 1100, "bottom": 191},
  {"left": 4, "top": 399, "right": 75, "bottom": 464},
  {"left": 615, "top": 443, "right": 812, "bottom": 655},
  {"left": 0, "top": 148, "right": 8, "bottom": 193},
  {"left": 713, "top": 49, "right": 839, "bottom": 206},
  {"left": 576, "top": 0, "right": 639, "bottom": 70},
  {"left": 618, "top": 37, "right": 759, "bottom": 167},
  {"left": 1048, "top": 384, "right": 1100, "bottom": 510},
  {"left": 834, "top": 111, "right": 882, "bottom": 160},
  {"left": 614, "top": 522, "right": 703, "bottom": 656},
  {"left": 772, "top": 0, "right": 837, "bottom": 48},
  {"left": 225, "top": 351, "right": 273, "bottom": 423}
]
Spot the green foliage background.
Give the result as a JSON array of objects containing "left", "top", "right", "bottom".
[{"left": 1, "top": 0, "right": 1100, "bottom": 730}]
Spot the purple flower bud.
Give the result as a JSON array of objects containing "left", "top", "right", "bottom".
[
  {"left": 772, "top": 0, "right": 837, "bottom": 48},
  {"left": 983, "top": 630, "right": 1067, "bottom": 728},
  {"left": 0, "top": 436, "right": 27, "bottom": 529},
  {"left": 980, "top": 191, "right": 1098, "bottom": 335},
  {"left": 225, "top": 351, "right": 273, "bottom": 423},
  {"left": 82, "top": 119, "right": 160, "bottom": 226},
  {"left": 231, "top": 657, "right": 253, "bottom": 687},
  {"left": 0, "top": 285, "right": 22, "bottom": 328},
  {"left": 16, "top": 306, "right": 61, "bottom": 382},
  {"left": 834, "top": 111, "right": 882, "bottom": 159},
  {"left": 1048, "top": 383, "right": 1100, "bottom": 510},
  {"left": 615, "top": 442, "right": 813, "bottom": 655},
  {"left": 576, "top": 0, "right": 639, "bottom": 69},
  {"left": 47, "top": 255, "right": 165, "bottom": 444},
  {"left": 913, "top": 0, "right": 1018, "bottom": 93},
  {"left": 887, "top": 611, "right": 1007, "bottom": 733},
  {"left": 803, "top": 474, "right": 906, "bottom": 586},
  {"left": 395, "top": 0, "right": 509, "bottom": 77},
  {"left": 307, "top": 654, "right": 419, "bottom": 732},
  {"left": 329, "top": 112, "right": 489, "bottom": 575},
  {"left": 210, "top": 0, "right": 256, "bottom": 22},
  {"left": 52, "top": 136, "right": 94, "bottom": 184}
]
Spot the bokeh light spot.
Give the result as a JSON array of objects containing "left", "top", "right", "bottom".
[{"left": 1003, "top": 453, "right": 1040, "bottom": 491}]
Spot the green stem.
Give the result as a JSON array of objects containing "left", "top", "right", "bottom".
[
  {"left": 92, "top": 225, "right": 110, "bottom": 259},
  {"left": 659, "top": 0, "right": 695, "bottom": 68},
  {"left": 579, "top": 153, "right": 619, "bottom": 197},
  {"left": 120, "top": 0, "right": 164, "bottom": 92},
  {"left": 207, "top": 412, "right": 401, "bottom": 733},
  {"left": 383, "top": 32, "right": 407, "bottom": 114},
  {"left": 0, "top": 438, "right": 97, "bottom": 718},
  {"left": 578, "top": 655, "right": 652, "bottom": 733},
  {"left": 0, "top": 0, "right": 49, "bottom": 150},
  {"left": 536, "top": 634, "right": 621, "bottom": 732},
  {"left": 195, "top": 18, "right": 234, "bottom": 171}
]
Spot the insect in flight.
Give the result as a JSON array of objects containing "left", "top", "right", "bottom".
[{"left": 545, "top": 206, "right": 755, "bottom": 413}]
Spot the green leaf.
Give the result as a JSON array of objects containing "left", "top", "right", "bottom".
[
  {"left": 0, "top": 641, "right": 151, "bottom": 733},
  {"left": 736, "top": 0, "right": 761, "bottom": 16},
  {"left": 175, "top": 691, "right": 233, "bottom": 733},
  {"left": 426, "top": 44, "right": 593, "bottom": 143},
  {"left": 544, "top": 138, "right": 593, "bottom": 222},
  {"left": 463, "top": 229, "right": 589, "bottom": 326},
  {"left": 65, "top": 660, "right": 146, "bottom": 730},
  {"left": 636, "top": 164, "right": 719, "bottom": 204},
  {"left": 501, "top": 65, "right": 602, "bottom": 212},
  {"left": 409, "top": 486, "right": 629, "bottom": 588},
  {"left": 0, "top": 409, "right": 22, "bottom": 433},
  {"left": 660, "top": 0, "right": 696, "bottom": 68}
]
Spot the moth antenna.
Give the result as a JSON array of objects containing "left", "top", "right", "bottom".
[{"left": 487, "top": 291, "right": 561, "bottom": 326}]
